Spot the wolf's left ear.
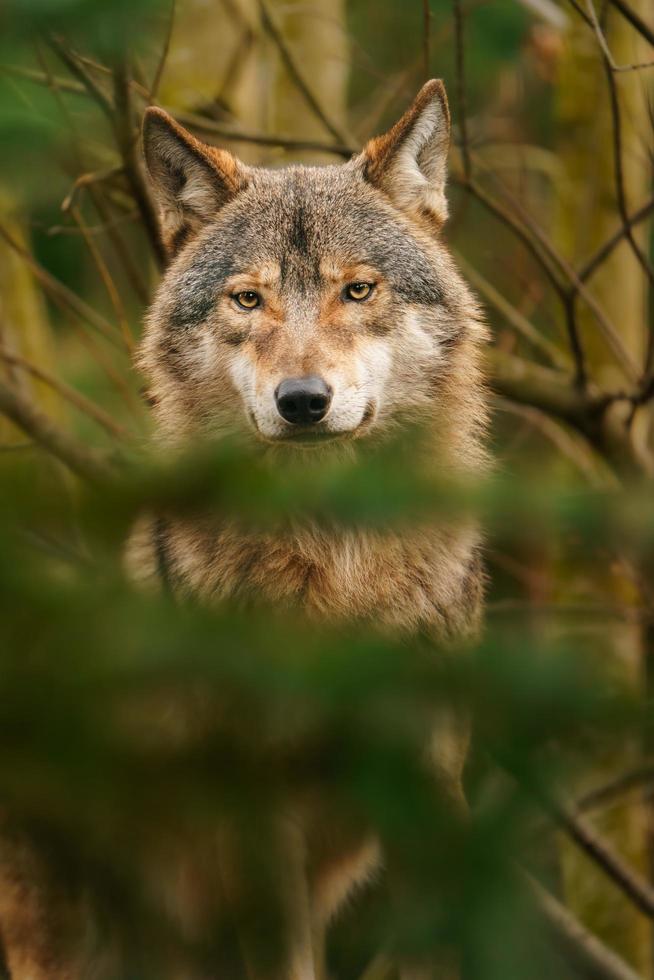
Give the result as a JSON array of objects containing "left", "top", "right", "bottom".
[
  {"left": 142, "top": 107, "right": 248, "bottom": 253},
  {"left": 360, "top": 80, "right": 451, "bottom": 225}
]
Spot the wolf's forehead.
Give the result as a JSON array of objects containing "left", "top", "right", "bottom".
[{"left": 166, "top": 169, "right": 443, "bottom": 329}]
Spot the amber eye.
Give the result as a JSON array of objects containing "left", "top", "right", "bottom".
[
  {"left": 233, "top": 290, "right": 260, "bottom": 310},
  {"left": 344, "top": 282, "right": 373, "bottom": 302}
]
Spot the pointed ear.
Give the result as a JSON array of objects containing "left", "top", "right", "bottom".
[
  {"left": 142, "top": 107, "right": 247, "bottom": 253},
  {"left": 360, "top": 80, "right": 451, "bottom": 225}
]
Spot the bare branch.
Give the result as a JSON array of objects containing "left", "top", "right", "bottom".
[
  {"left": 602, "top": 60, "right": 654, "bottom": 376},
  {"left": 585, "top": 0, "right": 654, "bottom": 70},
  {"left": 113, "top": 59, "right": 167, "bottom": 268},
  {"left": 455, "top": 251, "right": 571, "bottom": 368},
  {"left": 422, "top": 0, "right": 432, "bottom": 79},
  {"left": 47, "top": 34, "right": 115, "bottom": 119},
  {"left": 0, "top": 379, "right": 114, "bottom": 483},
  {"left": 458, "top": 168, "right": 642, "bottom": 382},
  {"left": 0, "top": 221, "right": 122, "bottom": 349},
  {"left": 0, "top": 349, "right": 130, "bottom": 441},
  {"left": 608, "top": 0, "right": 654, "bottom": 47},
  {"left": 543, "top": 792, "right": 654, "bottom": 918},
  {"left": 525, "top": 873, "right": 643, "bottom": 980},
  {"left": 61, "top": 167, "right": 124, "bottom": 213},
  {"left": 170, "top": 108, "right": 355, "bottom": 156},
  {"left": 576, "top": 195, "right": 654, "bottom": 286},
  {"left": 0, "top": 63, "right": 85, "bottom": 95},
  {"left": 452, "top": 0, "right": 472, "bottom": 180},
  {"left": 488, "top": 349, "right": 599, "bottom": 427},
  {"left": 256, "top": 0, "right": 351, "bottom": 147},
  {"left": 70, "top": 205, "right": 134, "bottom": 351},
  {"left": 578, "top": 762, "right": 654, "bottom": 813},
  {"left": 149, "top": 0, "right": 176, "bottom": 101}
]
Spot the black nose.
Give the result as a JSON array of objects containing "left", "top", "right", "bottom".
[{"left": 275, "top": 375, "right": 332, "bottom": 425}]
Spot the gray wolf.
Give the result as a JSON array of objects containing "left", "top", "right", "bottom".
[{"left": 0, "top": 80, "right": 488, "bottom": 980}]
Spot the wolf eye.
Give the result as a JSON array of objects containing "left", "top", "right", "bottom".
[
  {"left": 344, "top": 282, "right": 373, "bottom": 302},
  {"left": 233, "top": 290, "right": 260, "bottom": 310}
]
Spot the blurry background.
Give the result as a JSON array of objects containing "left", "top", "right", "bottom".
[{"left": 0, "top": 0, "right": 653, "bottom": 978}]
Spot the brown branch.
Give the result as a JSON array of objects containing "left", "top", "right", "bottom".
[
  {"left": 453, "top": 0, "right": 472, "bottom": 180},
  {"left": 0, "top": 222, "right": 122, "bottom": 349},
  {"left": 0, "top": 379, "right": 114, "bottom": 483},
  {"left": 171, "top": 108, "right": 355, "bottom": 157},
  {"left": 149, "top": 0, "right": 176, "bottom": 101},
  {"left": 47, "top": 35, "right": 114, "bottom": 120},
  {"left": 0, "top": 349, "right": 129, "bottom": 441},
  {"left": 61, "top": 167, "right": 124, "bottom": 213},
  {"left": 488, "top": 349, "right": 599, "bottom": 427},
  {"left": 422, "top": 0, "right": 432, "bottom": 79},
  {"left": 585, "top": 0, "right": 654, "bottom": 70},
  {"left": 255, "top": 0, "right": 351, "bottom": 147},
  {"left": 86, "top": 185, "right": 150, "bottom": 305},
  {"left": 460, "top": 167, "right": 642, "bottom": 382},
  {"left": 603, "top": 59, "right": 654, "bottom": 376},
  {"left": 455, "top": 174, "right": 589, "bottom": 383},
  {"left": 70, "top": 205, "right": 134, "bottom": 350},
  {"left": 113, "top": 59, "right": 167, "bottom": 268},
  {"left": 0, "top": 63, "right": 85, "bottom": 95},
  {"left": 455, "top": 251, "right": 571, "bottom": 368},
  {"left": 489, "top": 349, "right": 651, "bottom": 472},
  {"left": 525, "top": 873, "right": 643, "bottom": 980},
  {"left": 576, "top": 195, "right": 654, "bottom": 286},
  {"left": 608, "top": 0, "right": 654, "bottom": 47},
  {"left": 578, "top": 762, "right": 654, "bottom": 813},
  {"left": 544, "top": 792, "right": 654, "bottom": 919}
]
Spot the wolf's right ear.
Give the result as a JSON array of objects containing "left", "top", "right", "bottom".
[
  {"left": 142, "top": 107, "right": 247, "bottom": 253},
  {"left": 359, "top": 80, "right": 451, "bottom": 226}
]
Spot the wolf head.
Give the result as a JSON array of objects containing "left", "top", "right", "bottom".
[{"left": 139, "top": 81, "right": 486, "bottom": 463}]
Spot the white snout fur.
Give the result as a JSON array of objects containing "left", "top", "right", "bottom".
[{"left": 228, "top": 340, "right": 393, "bottom": 441}]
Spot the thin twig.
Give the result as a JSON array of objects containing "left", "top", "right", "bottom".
[
  {"left": 149, "top": 0, "right": 176, "bottom": 101},
  {"left": 256, "top": 0, "right": 351, "bottom": 147},
  {"left": 543, "top": 791, "right": 654, "bottom": 919},
  {"left": 455, "top": 251, "right": 570, "bottom": 368},
  {"left": 524, "top": 873, "right": 643, "bottom": 980},
  {"left": 585, "top": 0, "right": 654, "bottom": 70},
  {"left": 576, "top": 195, "right": 654, "bottom": 286},
  {"left": 113, "top": 59, "right": 167, "bottom": 267},
  {"left": 422, "top": 0, "right": 432, "bottom": 79},
  {"left": 0, "top": 378, "right": 114, "bottom": 483},
  {"left": 0, "top": 221, "right": 122, "bottom": 349},
  {"left": 61, "top": 167, "right": 124, "bottom": 213},
  {"left": 461, "top": 166, "right": 642, "bottom": 382},
  {"left": 173, "top": 109, "right": 355, "bottom": 156},
  {"left": 86, "top": 185, "right": 150, "bottom": 305},
  {"left": 0, "top": 348, "right": 129, "bottom": 441},
  {"left": 578, "top": 762, "right": 654, "bottom": 813},
  {"left": 453, "top": 0, "right": 472, "bottom": 180},
  {"left": 602, "top": 59, "right": 654, "bottom": 375},
  {"left": 0, "top": 63, "right": 85, "bottom": 95},
  {"left": 608, "top": 0, "right": 654, "bottom": 47},
  {"left": 47, "top": 34, "right": 115, "bottom": 119},
  {"left": 69, "top": 206, "right": 134, "bottom": 351}
]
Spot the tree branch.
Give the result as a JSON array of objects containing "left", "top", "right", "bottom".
[
  {"left": 0, "top": 349, "right": 129, "bottom": 441},
  {"left": 525, "top": 873, "right": 643, "bottom": 980},
  {"left": 255, "top": 0, "right": 352, "bottom": 147},
  {"left": 0, "top": 379, "right": 115, "bottom": 483}
]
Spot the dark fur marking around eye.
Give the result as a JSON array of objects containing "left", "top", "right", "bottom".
[{"left": 169, "top": 245, "right": 235, "bottom": 330}]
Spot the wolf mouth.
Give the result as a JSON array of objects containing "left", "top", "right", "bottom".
[{"left": 250, "top": 402, "right": 377, "bottom": 447}]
